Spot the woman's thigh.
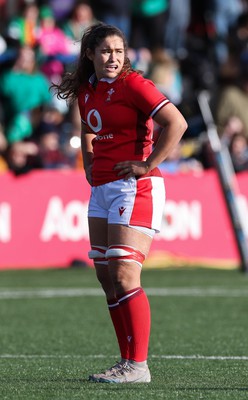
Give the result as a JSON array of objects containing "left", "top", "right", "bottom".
[
  {"left": 108, "top": 224, "right": 153, "bottom": 257},
  {"left": 107, "top": 224, "right": 153, "bottom": 293},
  {"left": 88, "top": 217, "right": 108, "bottom": 247}
]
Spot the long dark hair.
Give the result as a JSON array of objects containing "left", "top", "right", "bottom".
[{"left": 51, "top": 22, "right": 133, "bottom": 103}]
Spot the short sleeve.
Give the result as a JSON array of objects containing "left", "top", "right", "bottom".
[{"left": 124, "top": 73, "right": 170, "bottom": 118}]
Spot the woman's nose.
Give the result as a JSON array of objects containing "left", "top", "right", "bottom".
[{"left": 109, "top": 51, "right": 117, "bottom": 61}]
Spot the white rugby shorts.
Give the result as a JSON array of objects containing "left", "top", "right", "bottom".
[{"left": 88, "top": 176, "right": 166, "bottom": 233}]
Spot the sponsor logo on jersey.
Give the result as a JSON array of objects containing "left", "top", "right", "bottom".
[
  {"left": 87, "top": 109, "right": 102, "bottom": 132},
  {"left": 85, "top": 93, "right": 89, "bottom": 103},
  {"left": 119, "top": 207, "right": 126, "bottom": 216},
  {"left": 95, "top": 133, "right": 114, "bottom": 141}
]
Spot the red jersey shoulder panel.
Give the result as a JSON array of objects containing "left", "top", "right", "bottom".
[{"left": 123, "top": 72, "right": 170, "bottom": 117}]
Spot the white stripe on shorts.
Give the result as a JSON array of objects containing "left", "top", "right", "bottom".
[{"left": 151, "top": 177, "right": 166, "bottom": 230}]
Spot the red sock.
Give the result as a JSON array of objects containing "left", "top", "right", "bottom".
[
  {"left": 108, "top": 298, "right": 129, "bottom": 360},
  {"left": 117, "top": 287, "right": 151, "bottom": 362}
]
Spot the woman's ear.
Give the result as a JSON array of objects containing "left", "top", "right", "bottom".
[{"left": 86, "top": 48, "right": 93, "bottom": 61}]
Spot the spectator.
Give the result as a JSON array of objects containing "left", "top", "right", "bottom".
[
  {"left": 33, "top": 104, "right": 79, "bottom": 166},
  {"left": 215, "top": 71, "right": 248, "bottom": 138},
  {"left": 210, "top": 0, "right": 244, "bottom": 65},
  {"left": 127, "top": 47, "right": 152, "bottom": 77},
  {"left": 228, "top": 11, "right": 248, "bottom": 71},
  {"left": 229, "top": 131, "right": 248, "bottom": 172},
  {"left": 148, "top": 50, "right": 183, "bottom": 105},
  {"left": 0, "top": 45, "right": 52, "bottom": 143},
  {"left": 184, "top": 1, "right": 218, "bottom": 91},
  {"left": 6, "top": 2, "right": 40, "bottom": 47},
  {"left": 219, "top": 116, "right": 245, "bottom": 147},
  {"left": 48, "top": 0, "right": 77, "bottom": 22},
  {"left": 61, "top": 0, "right": 97, "bottom": 56},
  {"left": 164, "top": 0, "right": 191, "bottom": 60},
  {"left": 160, "top": 141, "right": 203, "bottom": 174},
  {"left": 91, "top": 0, "right": 132, "bottom": 41},
  {"left": 36, "top": 5, "right": 77, "bottom": 107},
  {"left": 38, "top": 127, "right": 72, "bottom": 169},
  {"left": 36, "top": 6, "right": 73, "bottom": 61},
  {"left": 5, "top": 141, "right": 41, "bottom": 175},
  {"left": 130, "top": 0, "right": 169, "bottom": 53}
]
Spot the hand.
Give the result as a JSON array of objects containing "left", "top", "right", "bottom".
[{"left": 114, "top": 160, "right": 149, "bottom": 180}]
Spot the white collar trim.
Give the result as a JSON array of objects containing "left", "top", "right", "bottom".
[{"left": 89, "top": 73, "right": 117, "bottom": 84}]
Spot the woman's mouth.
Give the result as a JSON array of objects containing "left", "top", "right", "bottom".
[{"left": 106, "top": 65, "right": 118, "bottom": 71}]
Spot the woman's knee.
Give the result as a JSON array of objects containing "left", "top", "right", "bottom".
[
  {"left": 109, "top": 262, "right": 141, "bottom": 294},
  {"left": 94, "top": 265, "right": 112, "bottom": 292}
]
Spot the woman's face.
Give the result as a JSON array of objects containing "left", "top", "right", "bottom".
[{"left": 87, "top": 35, "right": 125, "bottom": 80}]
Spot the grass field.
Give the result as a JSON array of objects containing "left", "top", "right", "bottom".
[{"left": 0, "top": 266, "right": 248, "bottom": 399}]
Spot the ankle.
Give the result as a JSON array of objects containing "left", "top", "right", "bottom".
[{"left": 129, "top": 360, "right": 147, "bottom": 368}]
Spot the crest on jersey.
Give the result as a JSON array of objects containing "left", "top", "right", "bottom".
[{"left": 106, "top": 88, "right": 115, "bottom": 102}]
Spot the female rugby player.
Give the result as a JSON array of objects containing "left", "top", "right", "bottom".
[{"left": 52, "top": 22, "right": 187, "bottom": 384}]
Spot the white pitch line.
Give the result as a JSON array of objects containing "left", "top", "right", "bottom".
[
  {"left": 0, "top": 288, "right": 103, "bottom": 299},
  {"left": 0, "top": 354, "right": 248, "bottom": 361},
  {"left": 151, "top": 355, "right": 248, "bottom": 361},
  {"left": 0, "top": 287, "right": 248, "bottom": 299}
]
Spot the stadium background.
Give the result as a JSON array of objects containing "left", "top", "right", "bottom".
[
  {"left": 1, "top": 3, "right": 248, "bottom": 399},
  {"left": 1, "top": 0, "right": 248, "bottom": 271}
]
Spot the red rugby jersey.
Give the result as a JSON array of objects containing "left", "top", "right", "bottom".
[{"left": 78, "top": 71, "right": 170, "bottom": 186}]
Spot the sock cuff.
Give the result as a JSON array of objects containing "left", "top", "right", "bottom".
[
  {"left": 117, "top": 287, "right": 144, "bottom": 304},
  {"left": 107, "top": 298, "right": 119, "bottom": 309}
]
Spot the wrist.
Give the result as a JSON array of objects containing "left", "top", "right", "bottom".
[{"left": 144, "top": 161, "right": 150, "bottom": 172}]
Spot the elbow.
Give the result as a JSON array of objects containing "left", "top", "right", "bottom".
[{"left": 180, "top": 118, "right": 188, "bottom": 137}]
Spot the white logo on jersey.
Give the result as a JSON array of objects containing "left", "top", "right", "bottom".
[
  {"left": 87, "top": 109, "right": 102, "bottom": 133},
  {"left": 95, "top": 133, "right": 114, "bottom": 141},
  {"left": 106, "top": 88, "right": 115, "bottom": 102},
  {"left": 85, "top": 94, "right": 89, "bottom": 103}
]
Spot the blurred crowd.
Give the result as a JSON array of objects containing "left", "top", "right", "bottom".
[{"left": 1, "top": 0, "right": 248, "bottom": 175}]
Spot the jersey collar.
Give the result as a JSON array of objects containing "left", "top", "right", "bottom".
[{"left": 89, "top": 73, "right": 118, "bottom": 85}]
